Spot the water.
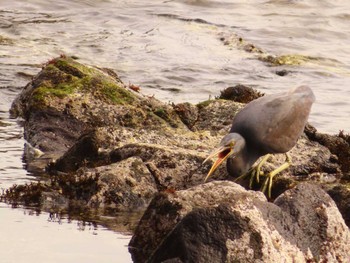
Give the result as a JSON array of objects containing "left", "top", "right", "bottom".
[
  {"left": 0, "top": 203, "right": 132, "bottom": 263},
  {"left": 0, "top": 85, "right": 134, "bottom": 261},
  {"left": 0, "top": 0, "right": 349, "bottom": 261}
]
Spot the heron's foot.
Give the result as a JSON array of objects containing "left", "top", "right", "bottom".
[
  {"left": 235, "top": 154, "right": 271, "bottom": 187},
  {"left": 260, "top": 153, "right": 292, "bottom": 198},
  {"left": 234, "top": 167, "right": 261, "bottom": 184},
  {"left": 248, "top": 154, "right": 271, "bottom": 188},
  {"left": 234, "top": 170, "right": 250, "bottom": 183}
]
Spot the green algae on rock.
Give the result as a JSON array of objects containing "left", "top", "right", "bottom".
[
  {"left": 0, "top": 35, "right": 14, "bottom": 45},
  {"left": 259, "top": 54, "right": 313, "bottom": 66},
  {"left": 21, "top": 56, "right": 135, "bottom": 111}
]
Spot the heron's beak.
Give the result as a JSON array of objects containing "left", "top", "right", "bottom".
[{"left": 202, "top": 146, "right": 234, "bottom": 182}]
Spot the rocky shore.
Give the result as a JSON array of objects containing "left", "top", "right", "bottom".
[{"left": 2, "top": 56, "right": 350, "bottom": 262}]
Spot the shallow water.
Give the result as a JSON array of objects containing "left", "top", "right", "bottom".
[
  {"left": 1, "top": 0, "right": 349, "bottom": 261},
  {"left": 0, "top": 203, "right": 132, "bottom": 263},
  {"left": 0, "top": 86, "right": 134, "bottom": 261}
]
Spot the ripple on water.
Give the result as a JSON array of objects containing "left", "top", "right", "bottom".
[
  {"left": 0, "top": 203, "right": 132, "bottom": 263},
  {"left": 0, "top": 82, "right": 134, "bottom": 262},
  {"left": 0, "top": 88, "right": 35, "bottom": 190}
]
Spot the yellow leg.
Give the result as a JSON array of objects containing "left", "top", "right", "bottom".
[
  {"left": 250, "top": 154, "right": 271, "bottom": 186},
  {"left": 235, "top": 154, "right": 271, "bottom": 188},
  {"left": 261, "top": 153, "right": 292, "bottom": 198}
]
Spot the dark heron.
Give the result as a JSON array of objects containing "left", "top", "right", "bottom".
[{"left": 203, "top": 85, "right": 315, "bottom": 197}]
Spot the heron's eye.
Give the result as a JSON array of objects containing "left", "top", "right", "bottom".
[{"left": 219, "top": 149, "right": 231, "bottom": 158}]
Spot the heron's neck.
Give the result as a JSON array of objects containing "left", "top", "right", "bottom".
[{"left": 226, "top": 144, "right": 259, "bottom": 178}]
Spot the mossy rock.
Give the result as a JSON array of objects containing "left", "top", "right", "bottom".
[
  {"left": 259, "top": 54, "right": 313, "bottom": 66},
  {"left": 0, "top": 35, "right": 14, "bottom": 45},
  {"left": 25, "top": 56, "right": 186, "bottom": 131},
  {"left": 30, "top": 56, "right": 135, "bottom": 107}
]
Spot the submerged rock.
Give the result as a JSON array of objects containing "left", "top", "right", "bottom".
[{"left": 129, "top": 182, "right": 350, "bottom": 262}]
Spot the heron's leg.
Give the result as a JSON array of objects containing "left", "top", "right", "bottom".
[
  {"left": 261, "top": 153, "right": 292, "bottom": 198},
  {"left": 234, "top": 167, "right": 255, "bottom": 184},
  {"left": 235, "top": 154, "right": 271, "bottom": 187},
  {"left": 249, "top": 154, "right": 271, "bottom": 187}
]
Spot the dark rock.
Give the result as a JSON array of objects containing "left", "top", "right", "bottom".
[
  {"left": 218, "top": 84, "right": 263, "bottom": 103},
  {"left": 130, "top": 182, "right": 350, "bottom": 262},
  {"left": 0, "top": 182, "right": 48, "bottom": 207},
  {"left": 275, "top": 69, "right": 289, "bottom": 76},
  {"left": 50, "top": 131, "right": 99, "bottom": 173},
  {"left": 41, "top": 191, "right": 69, "bottom": 211},
  {"left": 305, "top": 124, "right": 350, "bottom": 177},
  {"left": 23, "top": 108, "right": 87, "bottom": 153},
  {"left": 149, "top": 205, "right": 246, "bottom": 263}
]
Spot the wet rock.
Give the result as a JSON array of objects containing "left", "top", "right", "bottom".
[
  {"left": 218, "top": 33, "right": 263, "bottom": 54},
  {"left": 5, "top": 56, "right": 219, "bottom": 210},
  {"left": 218, "top": 84, "right": 264, "bottom": 103},
  {"left": 275, "top": 69, "right": 290, "bottom": 76},
  {"left": 1, "top": 182, "right": 48, "bottom": 207},
  {"left": 50, "top": 131, "right": 99, "bottom": 173},
  {"left": 4, "top": 56, "right": 349, "bottom": 231},
  {"left": 217, "top": 31, "right": 338, "bottom": 73},
  {"left": 129, "top": 182, "right": 350, "bottom": 263},
  {"left": 259, "top": 54, "right": 313, "bottom": 66},
  {"left": 305, "top": 125, "right": 350, "bottom": 178},
  {"left": 41, "top": 191, "right": 69, "bottom": 211}
]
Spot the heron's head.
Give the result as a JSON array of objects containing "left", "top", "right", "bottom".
[{"left": 203, "top": 133, "right": 245, "bottom": 181}]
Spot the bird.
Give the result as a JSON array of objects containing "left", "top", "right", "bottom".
[{"left": 203, "top": 85, "right": 315, "bottom": 197}]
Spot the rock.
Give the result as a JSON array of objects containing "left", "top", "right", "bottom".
[
  {"left": 5, "top": 56, "right": 226, "bottom": 211},
  {"left": 259, "top": 54, "right": 312, "bottom": 66},
  {"left": 274, "top": 183, "right": 350, "bottom": 261},
  {"left": 275, "top": 69, "right": 290, "bottom": 76},
  {"left": 305, "top": 125, "right": 350, "bottom": 178},
  {"left": 129, "top": 181, "right": 350, "bottom": 262},
  {"left": 173, "top": 102, "right": 198, "bottom": 131},
  {"left": 3, "top": 56, "right": 350, "bottom": 263},
  {"left": 87, "top": 157, "right": 158, "bottom": 210},
  {"left": 193, "top": 99, "right": 242, "bottom": 134},
  {"left": 218, "top": 84, "right": 263, "bottom": 103},
  {"left": 324, "top": 184, "right": 350, "bottom": 228},
  {"left": 3, "top": 55, "right": 349, "bottom": 227},
  {"left": 218, "top": 32, "right": 263, "bottom": 54},
  {"left": 50, "top": 131, "right": 99, "bottom": 173}
]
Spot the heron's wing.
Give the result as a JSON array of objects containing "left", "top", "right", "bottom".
[{"left": 231, "top": 86, "right": 315, "bottom": 153}]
